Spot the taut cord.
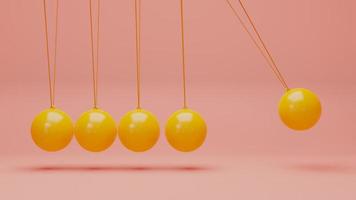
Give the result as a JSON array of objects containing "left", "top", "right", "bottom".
[
  {"left": 226, "top": 0, "right": 289, "bottom": 90},
  {"left": 42, "top": 0, "right": 59, "bottom": 108},
  {"left": 89, "top": 0, "right": 100, "bottom": 108},
  {"left": 180, "top": 0, "right": 188, "bottom": 108}
]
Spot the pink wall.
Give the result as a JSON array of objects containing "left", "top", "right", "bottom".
[{"left": 0, "top": 0, "right": 355, "bottom": 156}]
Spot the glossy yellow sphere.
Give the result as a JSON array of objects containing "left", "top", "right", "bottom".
[
  {"left": 75, "top": 108, "right": 117, "bottom": 152},
  {"left": 279, "top": 88, "right": 322, "bottom": 131},
  {"left": 31, "top": 108, "right": 73, "bottom": 152},
  {"left": 165, "top": 109, "right": 207, "bottom": 152},
  {"left": 118, "top": 109, "right": 160, "bottom": 152}
]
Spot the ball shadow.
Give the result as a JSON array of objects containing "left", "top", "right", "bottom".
[
  {"left": 17, "top": 165, "right": 215, "bottom": 173},
  {"left": 286, "top": 162, "right": 356, "bottom": 174}
]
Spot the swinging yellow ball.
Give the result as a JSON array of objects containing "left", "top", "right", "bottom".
[
  {"left": 31, "top": 108, "right": 73, "bottom": 152},
  {"left": 165, "top": 109, "right": 207, "bottom": 152},
  {"left": 118, "top": 109, "right": 160, "bottom": 152},
  {"left": 279, "top": 88, "right": 322, "bottom": 131},
  {"left": 75, "top": 108, "right": 117, "bottom": 152}
]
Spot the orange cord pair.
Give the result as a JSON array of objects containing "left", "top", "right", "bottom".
[
  {"left": 89, "top": 0, "right": 100, "bottom": 108},
  {"left": 134, "top": 0, "right": 188, "bottom": 109},
  {"left": 43, "top": 0, "right": 101, "bottom": 109},
  {"left": 226, "top": 0, "right": 289, "bottom": 90},
  {"left": 134, "top": 0, "right": 142, "bottom": 109},
  {"left": 43, "top": 0, "right": 206, "bottom": 110},
  {"left": 42, "top": 0, "right": 59, "bottom": 108}
]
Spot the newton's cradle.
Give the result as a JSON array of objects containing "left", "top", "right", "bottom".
[{"left": 31, "top": 0, "right": 322, "bottom": 153}]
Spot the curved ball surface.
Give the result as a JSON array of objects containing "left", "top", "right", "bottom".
[
  {"left": 75, "top": 108, "right": 117, "bottom": 152},
  {"left": 118, "top": 109, "right": 160, "bottom": 152},
  {"left": 165, "top": 109, "right": 207, "bottom": 152},
  {"left": 31, "top": 108, "right": 73, "bottom": 152},
  {"left": 279, "top": 88, "right": 322, "bottom": 131}
]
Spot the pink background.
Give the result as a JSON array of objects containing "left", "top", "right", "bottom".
[{"left": 1, "top": 0, "right": 356, "bottom": 199}]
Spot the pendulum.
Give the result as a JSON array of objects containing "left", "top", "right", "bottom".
[
  {"left": 74, "top": 0, "right": 117, "bottom": 152},
  {"left": 118, "top": 0, "right": 160, "bottom": 152},
  {"left": 75, "top": 0, "right": 116, "bottom": 152},
  {"left": 278, "top": 88, "right": 321, "bottom": 130},
  {"left": 165, "top": 0, "right": 207, "bottom": 152},
  {"left": 226, "top": 0, "right": 322, "bottom": 131},
  {"left": 31, "top": 0, "right": 73, "bottom": 152}
]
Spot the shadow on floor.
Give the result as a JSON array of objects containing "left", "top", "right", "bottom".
[
  {"left": 286, "top": 162, "right": 356, "bottom": 174},
  {"left": 17, "top": 165, "right": 216, "bottom": 173}
]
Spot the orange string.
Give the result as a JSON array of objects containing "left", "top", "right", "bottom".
[
  {"left": 226, "top": 0, "right": 289, "bottom": 91},
  {"left": 42, "top": 0, "right": 59, "bottom": 108},
  {"left": 180, "top": 0, "right": 188, "bottom": 108},
  {"left": 89, "top": 0, "right": 100, "bottom": 108},
  {"left": 43, "top": 0, "right": 59, "bottom": 108},
  {"left": 134, "top": 0, "right": 142, "bottom": 109}
]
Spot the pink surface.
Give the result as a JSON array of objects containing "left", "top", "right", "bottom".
[
  {"left": 1, "top": 0, "right": 356, "bottom": 199},
  {"left": 2, "top": 155, "right": 356, "bottom": 199}
]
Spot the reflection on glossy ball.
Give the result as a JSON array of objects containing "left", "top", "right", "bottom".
[
  {"left": 118, "top": 109, "right": 160, "bottom": 152},
  {"left": 165, "top": 109, "right": 207, "bottom": 152},
  {"left": 279, "top": 88, "right": 322, "bottom": 131},
  {"left": 75, "top": 108, "right": 117, "bottom": 152},
  {"left": 31, "top": 108, "right": 73, "bottom": 152}
]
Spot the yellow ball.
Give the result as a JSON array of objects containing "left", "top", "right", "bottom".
[
  {"left": 31, "top": 108, "right": 73, "bottom": 152},
  {"left": 165, "top": 109, "right": 207, "bottom": 152},
  {"left": 75, "top": 108, "right": 117, "bottom": 152},
  {"left": 279, "top": 88, "right": 322, "bottom": 131},
  {"left": 118, "top": 109, "right": 160, "bottom": 152}
]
